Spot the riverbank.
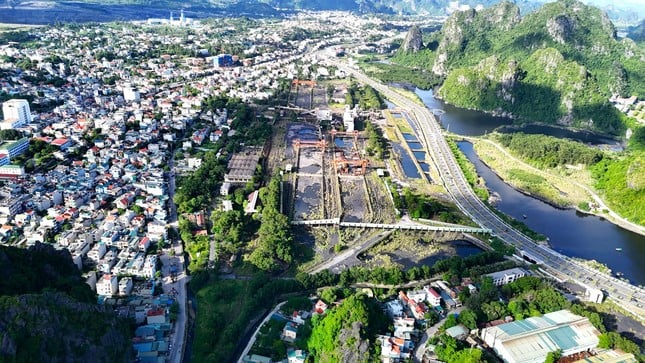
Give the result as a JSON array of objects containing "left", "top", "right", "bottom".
[{"left": 466, "top": 136, "right": 645, "bottom": 236}]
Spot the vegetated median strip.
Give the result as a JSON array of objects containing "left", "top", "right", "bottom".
[{"left": 467, "top": 136, "right": 645, "bottom": 236}]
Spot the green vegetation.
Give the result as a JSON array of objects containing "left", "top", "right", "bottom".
[
  {"left": 495, "top": 133, "right": 605, "bottom": 167},
  {"left": 0, "top": 243, "right": 95, "bottom": 302},
  {"left": 591, "top": 154, "right": 645, "bottom": 225},
  {"left": 248, "top": 173, "right": 295, "bottom": 271},
  {"left": 480, "top": 131, "right": 645, "bottom": 225},
  {"left": 364, "top": 120, "right": 387, "bottom": 159},
  {"left": 344, "top": 83, "right": 386, "bottom": 110},
  {"left": 191, "top": 274, "right": 303, "bottom": 363},
  {"left": 211, "top": 209, "right": 254, "bottom": 256},
  {"left": 598, "top": 332, "right": 642, "bottom": 355},
  {"left": 308, "top": 293, "right": 388, "bottom": 363},
  {"left": 359, "top": 58, "right": 443, "bottom": 90},
  {"left": 179, "top": 217, "right": 210, "bottom": 273},
  {"left": 0, "top": 244, "right": 131, "bottom": 363},
  {"left": 397, "top": 187, "right": 464, "bottom": 223},
  {"left": 403, "top": 0, "right": 644, "bottom": 135},
  {"left": 174, "top": 96, "right": 270, "bottom": 214},
  {"left": 391, "top": 49, "right": 437, "bottom": 70},
  {"left": 297, "top": 251, "right": 506, "bottom": 289},
  {"left": 446, "top": 138, "right": 489, "bottom": 200}
]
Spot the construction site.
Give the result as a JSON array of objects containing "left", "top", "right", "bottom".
[{"left": 274, "top": 79, "right": 489, "bottom": 271}]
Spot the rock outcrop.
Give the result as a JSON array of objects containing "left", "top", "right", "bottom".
[{"left": 401, "top": 25, "right": 424, "bottom": 52}]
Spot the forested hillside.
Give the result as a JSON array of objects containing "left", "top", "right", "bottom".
[
  {"left": 395, "top": 0, "right": 644, "bottom": 136},
  {"left": 307, "top": 293, "right": 388, "bottom": 363},
  {"left": 0, "top": 244, "right": 132, "bottom": 363}
]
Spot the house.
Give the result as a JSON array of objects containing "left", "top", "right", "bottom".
[
  {"left": 378, "top": 335, "right": 414, "bottom": 361},
  {"left": 119, "top": 277, "right": 133, "bottom": 296},
  {"left": 313, "top": 300, "right": 328, "bottom": 315},
  {"left": 96, "top": 274, "right": 118, "bottom": 296},
  {"left": 146, "top": 308, "right": 166, "bottom": 325},
  {"left": 386, "top": 299, "right": 404, "bottom": 317},
  {"left": 424, "top": 286, "right": 442, "bottom": 307},
  {"left": 282, "top": 322, "right": 298, "bottom": 342},
  {"left": 445, "top": 325, "right": 469, "bottom": 340},
  {"left": 242, "top": 355, "right": 272, "bottom": 363},
  {"left": 244, "top": 190, "right": 259, "bottom": 214},
  {"left": 292, "top": 310, "right": 310, "bottom": 325},
  {"left": 287, "top": 349, "right": 308, "bottom": 363},
  {"left": 407, "top": 289, "right": 426, "bottom": 303},
  {"left": 393, "top": 317, "right": 415, "bottom": 339}
]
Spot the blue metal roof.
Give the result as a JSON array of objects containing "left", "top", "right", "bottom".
[
  {"left": 498, "top": 319, "right": 538, "bottom": 336},
  {"left": 545, "top": 326, "right": 578, "bottom": 351}
]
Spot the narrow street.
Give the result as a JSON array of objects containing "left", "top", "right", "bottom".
[
  {"left": 236, "top": 301, "right": 287, "bottom": 363},
  {"left": 413, "top": 306, "right": 465, "bottom": 362},
  {"left": 164, "top": 154, "right": 189, "bottom": 363}
]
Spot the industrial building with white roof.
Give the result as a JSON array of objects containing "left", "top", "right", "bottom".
[{"left": 480, "top": 309, "right": 601, "bottom": 363}]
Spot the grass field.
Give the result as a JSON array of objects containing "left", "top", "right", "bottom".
[{"left": 473, "top": 138, "right": 593, "bottom": 208}]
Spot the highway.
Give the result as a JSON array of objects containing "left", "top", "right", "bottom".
[{"left": 327, "top": 58, "right": 645, "bottom": 319}]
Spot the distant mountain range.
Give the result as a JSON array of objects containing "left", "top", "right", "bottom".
[{"left": 2, "top": 0, "right": 643, "bottom": 25}]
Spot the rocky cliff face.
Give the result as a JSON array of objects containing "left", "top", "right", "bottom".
[
  {"left": 401, "top": 25, "right": 424, "bottom": 52},
  {"left": 432, "top": 1, "right": 521, "bottom": 75},
  {"left": 0, "top": 244, "right": 132, "bottom": 363},
  {"left": 428, "top": 0, "right": 642, "bottom": 134},
  {"left": 0, "top": 292, "right": 132, "bottom": 363}
]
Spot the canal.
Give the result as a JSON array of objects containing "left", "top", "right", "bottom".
[{"left": 412, "top": 88, "right": 645, "bottom": 285}]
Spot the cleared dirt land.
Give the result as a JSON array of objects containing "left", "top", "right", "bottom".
[
  {"left": 293, "top": 175, "right": 323, "bottom": 220},
  {"left": 339, "top": 177, "right": 370, "bottom": 222}
]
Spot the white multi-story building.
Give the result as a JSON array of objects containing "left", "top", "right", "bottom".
[
  {"left": 484, "top": 267, "right": 529, "bottom": 286},
  {"left": 141, "top": 254, "right": 157, "bottom": 278},
  {"left": 1, "top": 99, "right": 31, "bottom": 128},
  {"left": 406, "top": 289, "right": 426, "bottom": 303},
  {"left": 96, "top": 274, "right": 118, "bottom": 296},
  {"left": 118, "top": 277, "right": 133, "bottom": 296},
  {"left": 423, "top": 286, "right": 442, "bottom": 307},
  {"left": 123, "top": 84, "right": 140, "bottom": 102}
]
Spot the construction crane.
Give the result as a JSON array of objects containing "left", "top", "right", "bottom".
[
  {"left": 333, "top": 158, "right": 369, "bottom": 175},
  {"left": 293, "top": 139, "right": 327, "bottom": 154},
  {"left": 330, "top": 129, "right": 360, "bottom": 146}
]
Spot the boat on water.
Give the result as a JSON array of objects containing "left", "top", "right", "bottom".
[
  {"left": 522, "top": 214, "right": 527, "bottom": 219},
  {"left": 616, "top": 248, "right": 623, "bottom": 251}
]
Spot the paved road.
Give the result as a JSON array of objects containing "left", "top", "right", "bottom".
[
  {"left": 414, "top": 306, "right": 465, "bottom": 362},
  {"left": 326, "top": 58, "right": 645, "bottom": 319},
  {"left": 165, "top": 155, "right": 189, "bottom": 363},
  {"left": 236, "top": 301, "right": 287, "bottom": 363},
  {"left": 309, "top": 230, "right": 394, "bottom": 274}
]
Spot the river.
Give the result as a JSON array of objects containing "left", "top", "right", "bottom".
[{"left": 412, "top": 88, "right": 645, "bottom": 286}]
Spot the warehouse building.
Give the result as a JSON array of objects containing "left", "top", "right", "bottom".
[{"left": 480, "top": 310, "right": 600, "bottom": 363}]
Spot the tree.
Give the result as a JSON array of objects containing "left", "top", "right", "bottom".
[
  {"left": 320, "top": 288, "right": 339, "bottom": 304},
  {"left": 0, "top": 129, "right": 21, "bottom": 140},
  {"left": 458, "top": 309, "right": 478, "bottom": 330},
  {"left": 545, "top": 349, "right": 561, "bottom": 363},
  {"left": 443, "top": 314, "right": 458, "bottom": 330},
  {"left": 481, "top": 301, "right": 507, "bottom": 321}
]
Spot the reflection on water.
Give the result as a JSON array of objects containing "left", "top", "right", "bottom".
[
  {"left": 392, "top": 143, "right": 421, "bottom": 179},
  {"left": 458, "top": 141, "right": 645, "bottom": 285}
]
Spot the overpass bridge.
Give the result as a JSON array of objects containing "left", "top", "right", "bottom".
[{"left": 291, "top": 219, "right": 491, "bottom": 234}]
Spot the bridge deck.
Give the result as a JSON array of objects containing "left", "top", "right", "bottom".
[{"left": 291, "top": 219, "right": 490, "bottom": 233}]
